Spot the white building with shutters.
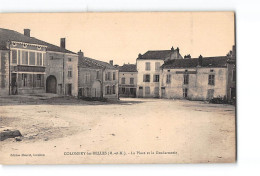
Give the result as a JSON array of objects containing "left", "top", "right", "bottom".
[{"left": 136, "top": 47, "right": 183, "bottom": 98}]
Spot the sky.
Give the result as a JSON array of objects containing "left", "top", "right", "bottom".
[{"left": 0, "top": 12, "right": 235, "bottom": 65}]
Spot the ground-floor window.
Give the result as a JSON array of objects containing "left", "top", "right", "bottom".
[
  {"left": 106, "top": 85, "right": 116, "bottom": 95},
  {"left": 145, "top": 87, "right": 150, "bottom": 95},
  {"left": 183, "top": 88, "right": 188, "bottom": 98},
  {"left": 78, "top": 88, "right": 84, "bottom": 96}
]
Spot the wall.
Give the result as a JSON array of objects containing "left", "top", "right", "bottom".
[
  {"left": 119, "top": 71, "right": 137, "bottom": 97},
  {"left": 160, "top": 67, "right": 227, "bottom": 100},
  {"left": 136, "top": 59, "right": 164, "bottom": 98},
  {"left": 0, "top": 50, "right": 10, "bottom": 96},
  {"left": 45, "top": 52, "right": 78, "bottom": 96},
  {"left": 103, "top": 69, "right": 118, "bottom": 100},
  {"left": 78, "top": 67, "right": 102, "bottom": 97}
]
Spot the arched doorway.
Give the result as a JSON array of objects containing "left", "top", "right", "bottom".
[{"left": 46, "top": 75, "right": 57, "bottom": 93}]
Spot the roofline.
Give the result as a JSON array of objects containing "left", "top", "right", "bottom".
[
  {"left": 162, "top": 66, "right": 228, "bottom": 69},
  {"left": 11, "top": 41, "right": 48, "bottom": 48},
  {"left": 47, "top": 50, "right": 78, "bottom": 56}
]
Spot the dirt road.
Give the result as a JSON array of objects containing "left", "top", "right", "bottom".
[{"left": 0, "top": 96, "right": 236, "bottom": 164}]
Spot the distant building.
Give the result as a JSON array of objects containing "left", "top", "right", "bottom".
[
  {"left": 118, "top": 64, "right": 137, "bottom": 97},
  {"left": 78, "top": 51, "right": 119, "bottom": 100},
  {"left": 0, "top": 28, "right": 78, "bottom": 96},
  {"left": 136, "top": 47, "right": 183, "bottom": 98},
  {"left": 160, "top": 55, "right": 230, "bottom": 100},
  {"left": 226, "top": 45, "right": 236, "bottom": 102}
]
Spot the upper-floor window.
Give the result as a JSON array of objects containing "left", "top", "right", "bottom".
[
  {"left": 13, "top": 49, "right": 43, "bottom": 66},
  {"left": 154, "top": 75, "right": 160, "bottom": 82},
  {"left": 232, "top": 69, "right": 236, "bottom": 82},
  {"left": 184, "top": 74, "right": 189, "bottom": 84},
  {"left": 106, "top": 72, "right": 111, "bottom": 81},
  {"left": 11, "top": 50, "right": 17, "bottom": 64},
  {"left": 143, "top": 74, "right": 150, "bottom": 82},
  {"left": 145, "top": 62, "right": 151, "bottom": 71},
  {"left": 96, "top": 71, "right": 100, "bottom": 79},
  {"left": 155, "top": 62, "right": 160, "bottom": 71},
  {"left": 86, "top": 72, "right": 90, "bottom": 83},
  {"left": 166, "top": 74, "right": 171, "bottom": 84},
  {"left": 113, "top": 72, "right": 116, "bottom": 80},
  {"left": 68, "top": 58, "right": 72, "bottom": 62},
  {"left": 208, "top": 74, "right": 215, "bottom": 85},
  {"left": 121, "top": 77, "right": 125, "bottom": 84},
  {"left": 130, "top": 78, "right": 134, "bottom": 84},
  {"left": 68, "top": 68, "right": 72, "bottom": 78}
]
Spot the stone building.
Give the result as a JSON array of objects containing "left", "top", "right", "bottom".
[
  {"left": 136, "top": 47, "right": 183, "bottom": 98},
  {"left": 118, "top": 64, "right": 137, "bottom": 97},
  {"left": 160, "top": 55, "right": 230, "bottom": 100},
  {"left": 226, "top": 45, "right": 236, "bottom": 102},
  {"left": 78, "top": 51, "right": 119, "bottom": 100},
  {"left": 0, "top": 28, "right": 78, "bottom": 96}
]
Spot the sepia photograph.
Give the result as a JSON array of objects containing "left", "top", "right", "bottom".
[{"left": 0, "top": 12, "right": 236, "bottom": 164}]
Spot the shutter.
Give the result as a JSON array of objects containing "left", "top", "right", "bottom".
[{"left": 143, "top": 75, "right": 145, "bottom": 82}]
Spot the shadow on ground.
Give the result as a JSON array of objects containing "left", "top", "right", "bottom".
[{"left": 0, "top": 95, "right": 145, "bottom": 106}]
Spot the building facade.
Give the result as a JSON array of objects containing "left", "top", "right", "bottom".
[
  {"left": 226, "top": 45, "right": 236, "bottom": 102},
  {"left": 78, "top": 51, "right": 119, "bottom": 100},
  {"left": 136, "top": 47, "right": 183, "bottom": 98},
  {"left": 160, "top": 56, "right": 229, "bottom": 100},
  {"left": 0, "top": 28, "right": 78, "bottom": 96},
  {"left": 118, "top": 64, "right": 137, "bottom": 97}
]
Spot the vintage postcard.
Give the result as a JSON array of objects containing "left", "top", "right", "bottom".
[{"left": 0, "top": 12, "right": 236, "bottom": 164}]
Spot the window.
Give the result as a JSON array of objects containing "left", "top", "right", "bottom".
[
  {"left": 121, "top": 77, "right": 125, "bottom": 84},
  {"left": 208, "top": 75, "right": 215, "bottom": 85},
  {"left": 107, "top": 72, "right": 111, "bottom": 81},
  {"left": 139, "top": 86, "right": 143, "bottom": 90},
  {"left": 154, "top": 75, "right": 160, "bottom": 82},
  {"left": 130, "top": 78, "right": 134, "bottom": 84},
  {"left": 143, "top": 74, "right": 150, "bottom": 82},
  {"left": 22, "top": 74, "right": 27, "bottom": 87},
  {"left": 155, "top": 62, "right": 160, "bottom": 71},
  {"left": 112, "top": 85, "right": 116, "bottom": 94},
  {"left": 37, "top": 74, "right": 41, "bottom": 80},
  {"left": 232, "top": 69, "right": 236, "bottom": 82},
  {"left": 122, "top": 87, "right": 126, "bottom": 94},
  {"left": 183, "top": 88, "right": 188, "bottom": 98},
  {"left": 29, "top": 52, "right": 35, "bottom": 65},
  {"left": 184, "top": 74, "right": 189, "bottom": 84},
  {"left": 68, "top": 58, "right": 72, "bottom": 62},
  {"left": 22, "top": 51, "right": 28, "bottom": 65},
  {"left": 161, "top": 87, "right": 166, "bottom": 96},
  {"left": 166, "top": 74, "right": 171, "bottom": 84},
  {"left": 12, "top": 50, "right": 17, "bottom": 64},
  {"left": 145, "top": 62, "right": 151, "bottom": 71},
  {"left": 36, "top": 53, "right": 42, "bottom": 66},
  {"left": 113, "top": 72, "right": 116, "bottom": 80},
  {"left": 145, "top": 87, "right": 150, "bottom": 95},
  {"left": 68, "top": 68, "right": 72, "bottom": 78},
  {"left": 96, "top": 71, "right": 100, "bottom": 79},
  {"left": 85, "top": 73, "right": 90, "bottom": 83}
]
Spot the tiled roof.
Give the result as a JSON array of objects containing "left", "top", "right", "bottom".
[
  {"left": 79, "top": 57, "right": 117, "bottom": 70},
  {"left": 139, "top": 50, "right": 172, "bottom": 60},
  {"left": 0, "top": 28, "right": 75, "bottom": 54},
  {"left": 118, "top": 64, "right": 137, "bottom": 72},
  {"left": 161, "top": 56, "right": 229, "bottom": 69}
]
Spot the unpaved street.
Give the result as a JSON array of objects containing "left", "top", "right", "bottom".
[{"left": 0, "top": 96, "right": 236, "bottom": 164}]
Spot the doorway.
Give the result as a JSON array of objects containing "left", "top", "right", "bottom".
[{"left": 46, "top": 75, "right": 57, "bottom": 93}]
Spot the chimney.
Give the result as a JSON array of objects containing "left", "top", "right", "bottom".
[
  {"left": 232, "top": 45, "right": 236, "bottom": 60},
  {"left": 171, "top": 46, "right": 174, "bottom": 51},
  {"left": 109, "top": 60, "right": 113, "bottom": 66},
  {"left": 24, "top": 29, "right": 30, "bottom": 37},
  {"left": 176, "top": 47, "right": 180, "bottom": 53},
  {"left": 198, "top": 55, "right": 203, "bottom": 66},
  {"left": 184, "top": 54, "right": 191, "bottom": 59},
  {"left": 60, "top": 38, "right": 66, "bottom": 49},
  {"left": 138, "top": 53, "right": 142, "bottom": 59},
  {"left": 77, "top": 50, "right": 84, "bottom": 59}
]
